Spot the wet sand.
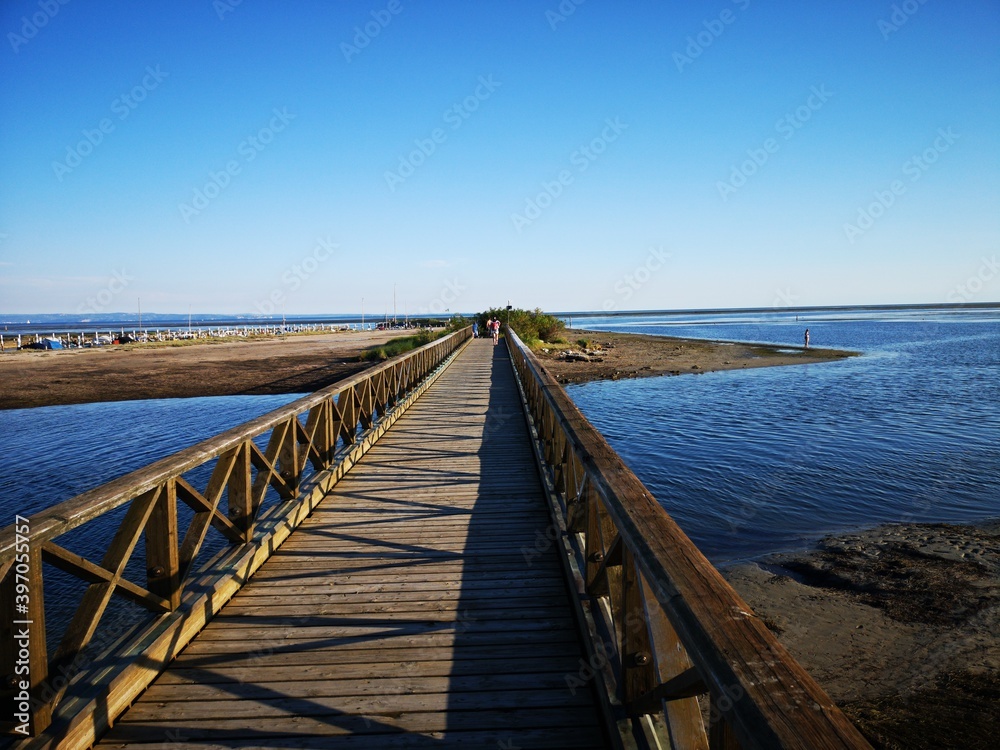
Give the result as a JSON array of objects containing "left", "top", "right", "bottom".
[
  {"left": 535, "top": 328, "right": 852, "bottom": 384},
  {"left": 0, "top": 327, "right": 849, "bottom": 410},
  {"left": 724, "top": 521, "right": 1000, "bottom": 749},
  {"left": 0, "top": 330, "right": 403, "bottom": 410}
]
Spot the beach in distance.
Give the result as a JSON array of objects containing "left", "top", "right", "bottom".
[
  {"left": 0, "top": 325, "right": 850, "bottom": 410},
  {"left": 0, "top": 325, "right": 845, "bottom": 409},
  {"left": 0, "top": 328, "right": 403, "bottom": 410}
]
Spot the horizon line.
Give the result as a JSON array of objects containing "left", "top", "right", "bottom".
[{"left": 2, "top": 300, "right": 999, "bottom": 322}]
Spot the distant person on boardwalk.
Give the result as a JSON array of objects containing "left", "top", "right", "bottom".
[
  {"left": 490, "top": 317, "right": 500, "bottom": 345},
  {"left": 804, "top": 328, "right": 810, "bottom": 348},
  {"left": 472, "top": 321, "right": 478, "bottom": 338}
]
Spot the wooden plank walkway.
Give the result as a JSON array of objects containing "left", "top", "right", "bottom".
[{"left": 98, "top": 339, "right": 610, "bottom": 749}]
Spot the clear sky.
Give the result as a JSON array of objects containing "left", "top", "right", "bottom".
[{"left": 1, "top": 0, "right": 998, "bottom": 316}]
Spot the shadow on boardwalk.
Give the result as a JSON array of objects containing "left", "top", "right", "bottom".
[{"left": 95, "top": 340, "right": 607, "bottom": 748}]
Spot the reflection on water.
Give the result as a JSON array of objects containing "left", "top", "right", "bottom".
[{"left": 566, "top": 311, "right": 1000, "bottom": 563}]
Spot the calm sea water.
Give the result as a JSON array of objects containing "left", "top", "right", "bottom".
[
  {"left": 565, "top": 308, "right": 1000, "bottom": 563},
  {"left": 0, "top": 394, "right": 302, "bottom": 648},
  {"left": 0, "top": 394, "right": 303, "bottom": 520}
]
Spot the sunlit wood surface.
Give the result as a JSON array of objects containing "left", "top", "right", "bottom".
[{"left": 98, "top": 339, "right": 608, "bottom": 749}]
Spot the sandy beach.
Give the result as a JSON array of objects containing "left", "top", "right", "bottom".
[
  {"left": 535, "top": 328, "right": 852, "bottom": 383},
  {"left": 0, "top": 326, "right": 848, "bottom": 410},
  {"left": 0, "top": 329, "right": 403, "bottom": 410},
  {"left": 724, "top": 521, "right": 1000, "bottom": 749}
]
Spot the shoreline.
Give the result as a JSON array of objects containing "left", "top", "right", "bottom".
[
  {"left": 724, "top": 519, "right": 1000, "bottom": 749},
  {"left": 0, "top": 329, "right": 404, "bottom": 410},
  {"left": 534, "top": 327, "right": 854, "bottom": 384},
  {"left": 0, "top": 327, "right": 853, "bottom": 410}
]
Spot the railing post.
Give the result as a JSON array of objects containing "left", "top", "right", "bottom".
[
  {"left": 228, "top": 443, "right": 254, "bottom": 542},
  {"left": 278, "top": 417, "right": 300, "bottom": 497},
  {"left": 20, "top": 545, "right": 51, "bottom": 735},
  {"left": 621, "top": 549, "right": 657, "bottom": 707},
  {"left": 0, "top": 564, "right": 13, "bottom": 699},
  {"left": 2, "top": 551, "right": 51, "bottom": 736},
  {"left": 146, "top": 480, "right": 181, "bottom": 611},
  {"left": 709, "top": 707, "right": 742, "bottom": 750},
  {"left": 357, "top": 382, "right": 373, "bottom": 430}
]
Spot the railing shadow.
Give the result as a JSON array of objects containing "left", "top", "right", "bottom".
[
  {"left": 442, "top": 340, "right": 607, "bottom": 747},
  {"left": 0, "top": 329, "right": 472, "bottom": 747}
]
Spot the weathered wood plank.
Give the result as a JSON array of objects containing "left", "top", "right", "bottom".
[
  {"left": 98, "top": 725, "right": 608, "bottom": 749},
  {"left": 127, "top": 680, "right": 588, "bottom": 714},
  {"left": 224, "top": 584, "right": 567, "bottom": 600},
  {"left": 159, "top": 655, "right": 585, "bottom": 684},
  {"left": 178, "top": 628, "right": 580, "bottom": 655},
  {"left": 96, "top": 340, "right": 608, "bottom": 748},
  {"left": 105, "top": 707, "right": 601, "bottom": 742}
]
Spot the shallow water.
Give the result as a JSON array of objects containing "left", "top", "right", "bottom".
[
  {"left": 0, "top": 394, "right": 303, "bottom": 647},
  {"left": 0, "top": 394, "right": 303, "bottom": 520},
  {"left": 565, "top": 309, "right": 1000, "bottom": 563}
]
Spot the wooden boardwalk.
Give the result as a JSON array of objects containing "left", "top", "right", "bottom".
[{"left": 97, "top": 340, "right": 610, "bottom": 749}]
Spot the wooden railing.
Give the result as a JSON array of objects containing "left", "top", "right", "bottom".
[
  {"left": 505, "top": 327, "right": 872, "bottom": 750},
  {"left": 0, "top": 327, "right": 471, "bottom": 748}
]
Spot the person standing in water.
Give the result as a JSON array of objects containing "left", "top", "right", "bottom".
[{"left": 804, "top": 328, "right": 810, "bottom": 348}]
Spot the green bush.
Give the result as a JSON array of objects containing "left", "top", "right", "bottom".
[
  {"left": 476, "top": 307, "right": 565, "bottom": 344},
  {"left": 444, "top": 314, "right": 468, "bottom": 332},
  {"left": 360, "top": 329, "right": 440, "bottom": 361}
]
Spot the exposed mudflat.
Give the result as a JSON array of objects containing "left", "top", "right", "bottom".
[
  {"left": 0, "top": 330, "right": 402, "bottom": 409},
  {"left": 535, "top": 328, "right": 852, "bottom": 384},
  {"left": 724, "top": 521, "right": 1000, "bottom": 749}
]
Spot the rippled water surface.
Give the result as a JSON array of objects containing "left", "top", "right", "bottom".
[
  {"left": 1, "top": 394, "right": 303, "bottom": 519},
  {"left": 565, "top": 309, "right": 1000, "bottom": 563},
  {"left": 0, "top": 394, "right": 302, "bottom": 646}
]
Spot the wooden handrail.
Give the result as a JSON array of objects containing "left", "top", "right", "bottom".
[
  {"left": 504, "top": 326, "right": 872, "bottom": 750},
  {"left": 0, "top": 327, "right": 471, "bottom": 745}
]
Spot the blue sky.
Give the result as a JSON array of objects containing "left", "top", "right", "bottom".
[{"left": 1, "top": 0, "right": 998, "bottom": 316}]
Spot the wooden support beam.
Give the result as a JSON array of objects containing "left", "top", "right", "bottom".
[
  {"left": 588, "top": 532, "right": 623, "bottom": 598},
  {"left": 248, "top": 440, "right": 290, "bottom": 512},
  {"left": 146, "top": 479, "right": 181, "bottom": 610},
  {"left": 52, "top": 486, "right": 162, "bottom": 666},
  {"left": 621, "top": 548, "right": 658, "bottom": 706},
  {"left": 627, "top": 667, "right": 707, "bottom": 713},
  {"left": 277, "top": 417, "right": 300, "bottom": 499},
  {"left": 41, "top": 542, "right": 170, "bottom": 614},
  {"left": 303, "top": 404, "right": 327, "bottom": 472},
  {"left": 227, "top": 443, "right": 253, "bottom": 543},
  {"left": 638, "top": 575, "right": 708, "bottom": 748},
  {"left": 176, "top": 476, "right": 243, "bottom": 544}
]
